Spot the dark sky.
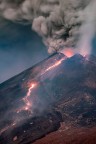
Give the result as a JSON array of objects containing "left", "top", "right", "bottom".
[{"left": 0, "top": 19, "right": 48, "bottom": 83}]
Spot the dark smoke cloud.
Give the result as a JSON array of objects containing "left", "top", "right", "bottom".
[{"left": 0, "top": 0, "right": 95, "bottom": 54}]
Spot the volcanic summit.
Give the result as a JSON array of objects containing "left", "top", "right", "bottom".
[{"left": 0, "top": 53, "right": 96, "bottom": 144}]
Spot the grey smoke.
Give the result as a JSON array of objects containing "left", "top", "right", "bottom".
[
  {"left": 0, "top": 0, "right": 95, "bottom": 54},
  {"left": 77, "top": 0, "right": 96, "bottom": 55}
]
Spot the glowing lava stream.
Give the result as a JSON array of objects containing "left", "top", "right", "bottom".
[
  {"left": 23, "top": 83, "right": 36, "bottom": 110},
  {"left": 1, "top": 57, "right": 66, "bottom": 134},
  {"left": 17, "top": 57, "right": 66, "bottom": 113},
  {"left": 41, "top": 57, "right": 66, "bottom": 76},
  {"left": 17, "top": 83, "right": 37, "bottom": 113}
]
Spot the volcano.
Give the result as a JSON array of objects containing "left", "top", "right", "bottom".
[{"left": 0, "top": 53, "right": 96, "bottom": 144}]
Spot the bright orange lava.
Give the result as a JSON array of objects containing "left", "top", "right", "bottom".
[
  {"left": 41, "top": 58, "right": 65, "bottom": 76},
  {"left": 23, "top": 83, "right": 37, "bottom": 111},
  {"left": 27, "top": 83, "right": 36, "bottom": 97},
  {"left": 61, "top": 48, "right": 74, "bottom": 58},
  {"left": 17, "top": 82, "right": 37, "bottom": 113},
  {"left": 46, "top": 58, "right": 64, "bottom": 72},
  {"left": 17, "top": 57, "right": 65, "bottom": 113},
  {"left": 23, "top": 83, "right": 37, "bottom": 109}
]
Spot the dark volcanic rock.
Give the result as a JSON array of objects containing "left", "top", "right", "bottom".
[
  {"left": 0, "top": 53, "right": 96, "bottom": 144},
  {"left": 0, "top": 111, "right": 62, "bottom": 144}
]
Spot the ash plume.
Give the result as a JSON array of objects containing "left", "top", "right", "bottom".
[{"left": 0, "top": 0, "right": 95, "bottom": 54}]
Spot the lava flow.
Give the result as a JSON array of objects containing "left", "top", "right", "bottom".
[
  {"left": 17, "top": 56, "right": 65, "bottom": 114},
  {"left": 45, "top": 58, "right": 65, "bottom": 72},
  {"left": 17, "top": 82, "right": 37, "bottom": 113},
  {"left": 23, "top": 58, "right": 65, "bottom": 111},
  {"left": 41, "top": 57, "right": 66, "bottom": 76},
  {"left": 23, "top": 83, "right": 37, "bottom": 111}
]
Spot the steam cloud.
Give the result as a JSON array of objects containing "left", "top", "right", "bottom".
[
  {"left": 77, "top": 0, "right": 96, "bottom": 55},
  {"left": 0, "top": 0, "right": 95, "bottom": 55}
]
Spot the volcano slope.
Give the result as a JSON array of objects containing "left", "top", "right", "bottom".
[{"left": 0, "top": 53, "right": 96, "bottom": 144}]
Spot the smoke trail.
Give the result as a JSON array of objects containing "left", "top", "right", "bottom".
[
  {"left": 0, "top": 0, "right": 95, "bottom": 54},
  {"left": 77, "top": 0, "right": 96, "bottom": 56}
]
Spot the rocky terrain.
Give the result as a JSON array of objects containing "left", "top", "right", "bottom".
[
  {"left": 34, "top": 124, "right": 96, "bottom": 144},
  {"left": 0, "top": 53, "right": 96, "bottom": 144}
]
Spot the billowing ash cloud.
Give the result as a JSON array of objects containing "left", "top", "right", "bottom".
[{"left": 0, "top": 0, "right": 95, "bottom": 54}]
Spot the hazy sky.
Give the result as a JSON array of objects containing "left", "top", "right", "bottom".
[{"left": 0, "top": 19, "right": 48, "bottom": 83}]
